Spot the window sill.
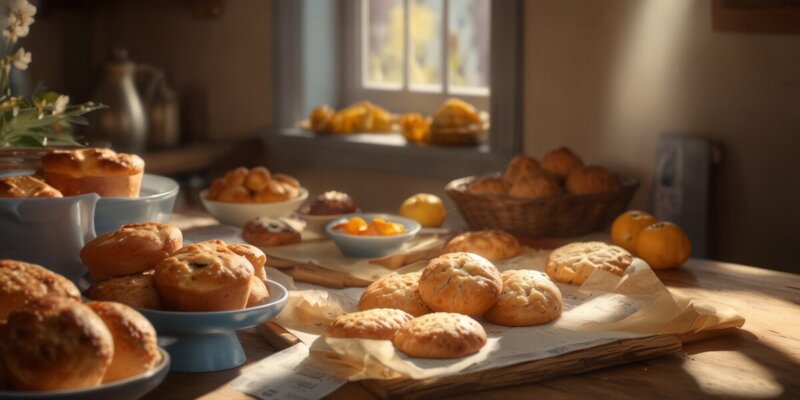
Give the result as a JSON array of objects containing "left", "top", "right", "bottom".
[{"left": 261, "top": 128, "right": 511, "bottom": 180}]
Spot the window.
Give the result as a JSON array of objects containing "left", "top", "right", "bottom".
[
  {"left": 270, "top": 0, "right": 521, "bottom": 179},
  {"left": 345, "top": 0, "right": 490, "bottom": 114}
]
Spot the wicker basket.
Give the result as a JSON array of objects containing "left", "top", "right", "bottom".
[{"left": 445, "top": 174, "right": 639, "bottom": 237}]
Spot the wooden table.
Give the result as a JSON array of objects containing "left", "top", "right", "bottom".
[{"left": 146, "top": 215, "right": 800, "bottom": 399}]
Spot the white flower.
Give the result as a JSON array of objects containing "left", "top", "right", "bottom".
[
  {"left": 2, "top": 0, "right": 36, "bottom": 43},
  {"left": 52, "top": 95, "right": 68, "bottom": 115},
  {"left": 12, "top": 46, "right": 30, "bottom": 70}
]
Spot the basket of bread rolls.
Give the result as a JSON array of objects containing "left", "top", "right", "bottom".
[{"left": 445, "top": 147, "right": 638, "bottom": 237}]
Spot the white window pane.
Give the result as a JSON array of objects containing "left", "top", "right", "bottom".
[
  {"left": 364, "top": 0, "right": 404, "bottom": 88},
  {"left": 409, "top": 0, "right": 443, "bottom": 91},
  {"left": 448, "top": 0, "right": 490, "bottom": 94}
]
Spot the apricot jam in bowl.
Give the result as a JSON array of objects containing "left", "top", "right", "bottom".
[{"left": 324, "top": 214, "right": 421, "bottom": 258}]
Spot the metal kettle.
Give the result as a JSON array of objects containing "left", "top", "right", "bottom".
[{"left": 87, "top": 48, "right": 147, "bottom": 153}]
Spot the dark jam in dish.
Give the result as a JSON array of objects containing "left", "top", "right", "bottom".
[{"left": 306, "top": 191, "right": 357, "bottom": 215}]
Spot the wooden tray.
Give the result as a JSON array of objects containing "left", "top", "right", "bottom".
[{"left": 257, "top": 323, "right": 683, "bottom": 400}]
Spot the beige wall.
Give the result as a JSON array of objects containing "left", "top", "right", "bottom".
[{"left": 524, "top": 0, "right": 800, "bottom": 270}]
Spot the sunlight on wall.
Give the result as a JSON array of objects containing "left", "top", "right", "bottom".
[{"left": 608, "top": 0, "right": 693, "bottom": 133}]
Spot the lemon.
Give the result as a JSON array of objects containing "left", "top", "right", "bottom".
[{"left": 399, "top": 193, "right": 446, "bottom": 228}]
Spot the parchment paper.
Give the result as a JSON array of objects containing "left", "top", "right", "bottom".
[{"left": 274, "top": 249, "right": 744, "bottom": 381}]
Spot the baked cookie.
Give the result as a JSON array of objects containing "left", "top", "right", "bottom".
[
  {"left": 358, "top": 272, "right": 431, "bottom": 317},
  {"left": 154, "top": 249, "right": 254, "bottom": 311},
  {"left": 484, "top": 270, "right": 563, "bottom": 326},
  {"left": 325, "top": 308, "right": 414, "bottom": 340},
  {"left": 541, "top": 147, "right": 583, "bottom": 182},
  {"left": 0, "top": 297, "right": 114, "bottom": 391},
  {"left": 85, "top": 272, "right": 161, "bottom": 310},
  {"left": 418, "top": 253, "right": 502, "bottom": 316},
  {"left": 242, "top": 217, "right": 302, "bottom": 247},
  {"left": 87, "top": 301, "right": 160, "bottom": 383},
  {"left": 466, "top": 177, "right": 508, "bottom": 196},
  {"left": 392, "top": 312, "right": 486, "bottom": 359},
  {"left": 504, "top": 155, "right": 541, "bottom": 183},
  {"left": 0, "top": 259, "right": 81, "bottom": 322},
  {"left": 80, "top": 222, "right": 183, "bottom": 281},
  {"left": 508, "top": 171, "right": 562, "bottom": 199},
  {"left": 545, "top": 241, "right": 633, "bottom": 285},
  {"left": 566, "top": 166, "right": 621, "bottom": 195},
  {"left": 443, "top": 230, "right": 521, "bottom": 261},
  {"left": 0, "top": 176, "right": 63, "bottom": 198}
]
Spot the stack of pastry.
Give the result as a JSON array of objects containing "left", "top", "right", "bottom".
[
  {"left": 0, "top": 259, "right": 161, "bottom": 391},
  {"left": 206, "top": 166, "right": 301, "bottom": 203},
  {"left": 82, "top": 223, "right": 270, "bottom": 311},
  {"left": 326, "top": 230, "right": 564, "bottom": 359},
  {"left": 429, "top": 98, "right": 486, "bottom": 146},
  {"left": 467, "top": 146, "right": 621, "bottom": 199}
]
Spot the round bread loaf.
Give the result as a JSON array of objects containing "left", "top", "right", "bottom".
[
  {"left": 484, "top": 270, "right": 563, "bottom": 326},
  {"left": 358, "top": 272, "right": 431, "bottom": 317},
  {"left": 508, "top": 171, "right": 562, "bottom": 199},
  {"left": 0, "top": 176, "right": 63, "bottom": 198},
  {"left": 545, "top": 241, "right": 632, "bottom": 285},
  {"left": 566, "top": 166, "right": 621, "bottom": 195},
  {"left": 443, "top": 230, "right": 521, "bottom": 261},
  {"left": 541, "top": 147, "right": 583, "bottom": 182},
  {"left": 0, "top": 297, "right": 114, "bottom": 391},
  {"left": 81, "top": 222, "right": 183, "bottom": 281},
  {"left": 175, "top": 240, "right": 267, "bottom": 280},
  {"left": 154, "top": 249, "right": 253, "bottom": 311},
  {"left": 504, "top": 155, "right": 541, "bottom": 183},
  {"left": 246, "top": 278, "right": 271, "bottom": 308},
  {"left": 466, "top": 176, "right": 509, "bottom": 195},
  {"left": 0, "top": 259, "right": 81, "bottom": 322},
  {"left": 85, "top": 272, "right": 161, "bottom": 310},
  {"left": 41, "top": 148, "right": 145, "bottom": 197},
  {"left": 392, "top": 312, "right": 486, "bottom": 359},
  {"left": 325, "top": 308, "right": 413, "bottom": 340},
  {"left": 242, "top": 217, "right": 301, "bottom": 247},
  {"left": 418, "top": 252, "right": 502, "bottom": 316},
  {"left": 87, "top": 301, "right": 160, "bottom": 382}
]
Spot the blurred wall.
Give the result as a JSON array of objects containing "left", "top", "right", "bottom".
[
  {"left": 27, "top": 0, "right": 272, "bottom": 141},
  {"left": 524, "top": 0, "right": 800, "bottom": 270}
]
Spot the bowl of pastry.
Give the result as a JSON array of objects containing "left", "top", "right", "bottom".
[
  {"left": 0, "top": 259, "right": 170, "bottom": 400},
  {"left": 79, "top": 223, "right": 289, "bottom": 372},
  {"left": 200, "top": 166, "right": 308, "bottom": 227},
  {"left": 445, "top": 147, "right": 638, "bottom": 237},
  {"left": 298, "top": 190, "right": 359, "bottom": 236},
  {"left": 325, "top": 213, "right": 421, "bottom": 258}
]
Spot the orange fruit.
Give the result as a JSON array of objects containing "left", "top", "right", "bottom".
[
  {"left": 610, "top": 210, "right": 658, "bottom": 254},
  {"left": 636, "top": 222, "right": 692, "bottom": 269}
]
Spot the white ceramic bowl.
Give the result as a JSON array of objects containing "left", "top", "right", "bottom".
[
  {"left": 325, "top": 213, "right": 421, "bottom": 258},
  {"left": 200, "top": 187, "right": 309, "bottom": 227}
]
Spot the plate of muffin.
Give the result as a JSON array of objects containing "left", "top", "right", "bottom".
[
  {"left": 0, "top": 259, "right": 170, "bottom": 399},
  {"left": 79, "top": 222, "right": 289, "bottom": 372},
  {"left": 445, "top": 147, "right": 639, "bottom": 237}
]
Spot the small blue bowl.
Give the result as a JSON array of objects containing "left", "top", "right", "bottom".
[{"left": 325, "top": 213, "right": 421, "bottom": 258}]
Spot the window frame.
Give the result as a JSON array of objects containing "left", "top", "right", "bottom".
[
  {"left": 342, "top": 0, "right": 490, "bottom": 114},
  {"left": 269, "top": 0, "right": 522, "bottom": 178}
]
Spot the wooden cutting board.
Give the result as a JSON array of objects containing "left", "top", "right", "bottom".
[{"left": 257, "top": 322, "right": 685, "bottom": 400}]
